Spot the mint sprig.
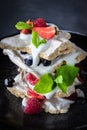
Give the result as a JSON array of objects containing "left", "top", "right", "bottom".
[
  {"left": 34, "top": 65, "right": 79, "bottom": 94},
  {"left": 32, "top": 31, "right": 46, "bottom": 48},
  {"left": 54, "top": 65, "right": 79, "bottom": 93},
  {"left": 15, "top": 21, "right": 33, "bottom": 30}
]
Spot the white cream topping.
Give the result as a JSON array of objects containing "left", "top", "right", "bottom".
[
  {"left": 29, "top": 40, "right": 50, "bottom": 67},
  {"left": 41, "top": 39, "right": 62, "bottom": 57},
  {"left": 43, "top": 97, "right": 74, "bottom": 114},
  {"left": 3, "top": 49, "right": 77, "bottom": 77},
  {"left": 3, "top": 49, "right": 40, "bottom": 77},
  {"left": 34, "top": 51, "right": 80, "bottom": 75},
  {"left": 22, "top": 98, "right": 27, "bottom": 107},
  {"left": 3, "top": 49, "right": 80, "bottom": 76},
  {"left": 20, "top": 33, "right": 31, "bottom": 41},
  {"left": 13, "top": 74, "right": 28, "bottom": 95}
]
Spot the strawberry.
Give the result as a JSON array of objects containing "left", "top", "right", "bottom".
[
  {"left": 24, "top": 98, "right": 42, "bottom": 115},
  {"left": 33, "top": 18, "right": 47, "bottom": 27},
  {"left": 26, "top": 73, "right": 39, "bottom": 85},
  {"left": 27, "top": 89, "right": 46, "bottom": 100},
  {"left": 33, "top": 27, "right": 56, "bottom": 39},
  {"left": 20, "top": 29, "right": 31, "bottom": 34}
]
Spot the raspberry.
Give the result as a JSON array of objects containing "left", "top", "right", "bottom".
[
  {"left": 24, "top": 98, "right": 42, "bottom": 114},
  {"left": 33, "top": 18, "right": 47, "bottom": 27},
  {"left": 27, "top": 89, "right": 46, "bottom": 100},
  {"left": 26, "top": 73, "right": 39, "bottom": 85}
]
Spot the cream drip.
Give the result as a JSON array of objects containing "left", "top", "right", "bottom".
[{"left": 29, "top": 40, "right": 50, "bottom": 67}]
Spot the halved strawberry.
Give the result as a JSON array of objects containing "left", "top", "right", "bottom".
[
  {"left": 33, "top": 27, "right": 56, "bottom": 39},
  {"left": 27, "top": 89, "right": 46, "bottom": 100},
  {"left": 26, "top": 73, "right": 39, "bottom": 85}
]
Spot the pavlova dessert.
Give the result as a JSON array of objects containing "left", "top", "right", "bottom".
[{"left": 0, "top": 18, "right": 87, "bottom": 115}]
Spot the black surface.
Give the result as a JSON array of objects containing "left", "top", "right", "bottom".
[
  {"left": 0, "top": 32, "right": 87, "bottom": 130},
  {"left": 0, "top": 0, "right": 87, "bottom": 38}
]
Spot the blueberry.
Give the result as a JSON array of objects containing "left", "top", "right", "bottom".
[
  {"left": 4, "top": 78, "right": 15, "bottom": 87},
  {"left": 25, "top": 58, "right": 33, "bottom": 66},
  {"left": 42, "top": 59, "right": 51, "bottom": 66}
]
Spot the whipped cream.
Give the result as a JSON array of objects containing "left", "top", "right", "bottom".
[
  {"left": 20, "top": 33, "right": 31, "bottom": 41},
  {"left": 43, "top": 97, "right": 74, "bottom": 114},
  {"left": 3, "top": 48, "right": 80, "bottom": 76}
]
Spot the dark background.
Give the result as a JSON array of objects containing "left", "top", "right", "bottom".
[{"left": 0, "top": 0, "right": 87, "bottom": 38}]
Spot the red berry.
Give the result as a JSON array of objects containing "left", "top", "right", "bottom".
[
  {"left": 24, "top": 98, "right": 42, "bottom": 115},
  {"left": 33, "top": 18, "right": 47, "bottom": 27},
  {"left": 26, "top": 73, "right": 39, "bottom": 85},
  {"left": 65, "top": 92, "right": 78, "bottom": 101},
  {"left": 27, "top": 89, "right": 46, "bottom": 100},
  {"left": 20, "top": 29, "right": 31, "bottom": 34},
  {"left": 33, "top": 27, "right": 56, "bottom": 39}
]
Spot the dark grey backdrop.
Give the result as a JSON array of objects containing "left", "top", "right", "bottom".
[{"left": 0, "top": 0, "right": 87, "bottom": 38}]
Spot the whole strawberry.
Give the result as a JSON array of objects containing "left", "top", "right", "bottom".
[
  {"left": 33, "top": 18, "right": 47, "bottom": 27},
  {"left": 24, "top": 98, "right": 42, "bottom": 115}
]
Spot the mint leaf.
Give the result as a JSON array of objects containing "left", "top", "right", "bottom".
[
  {"left": 54, "top": 75, "right": 63, "bottom": 84},
  {"left": 39, "top": 39, "right": 46, "bottom": 44},
  {"left": 58, "top": 82, "right": 67, "bottom": 93},
  {"left": 55, "top": 65, "right": 79, "bottom": 93},
  {"left": 34, "top": 65, "right": 79, "bottom": 94},
  {"left": 34, "top": 73, "right": 54, "bottom": 94},
  {"left": 15, "top": 21, "right": 32, "bottom": 30},
  {"left": 32, "top": 31, "right": 46, "bottom": 48},
  {"left": 32, "top": 31, "right": 39, "bottom": 48}
]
